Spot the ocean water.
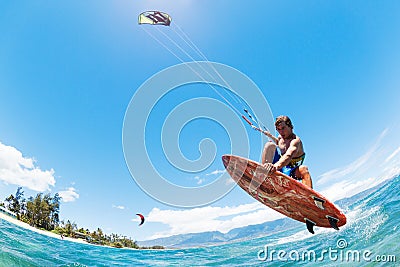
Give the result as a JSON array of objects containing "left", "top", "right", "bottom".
[{"left": 0, "top": 176, "right": 399, "bottom": 266}]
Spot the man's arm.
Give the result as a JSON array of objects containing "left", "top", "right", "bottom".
[
  {"left": 263, "top": 130, "right": 279, "bottom": 144},
  {"left": 274, "top": 140, "right": 299, "bottom": 169}
]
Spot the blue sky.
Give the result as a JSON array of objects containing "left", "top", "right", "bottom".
[{"left": 1, "top": 1, "right": 400, "bottom": 241}]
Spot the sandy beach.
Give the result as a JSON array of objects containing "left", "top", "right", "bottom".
[
  {"left": 0, "top": 212, "right": 89, "bottom": 245},
  {"left": 0, "top": 213, "right": 148, "bottom": 250}
]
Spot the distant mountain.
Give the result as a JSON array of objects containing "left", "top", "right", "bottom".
[{"left": 137, "top": 218, "right": 299, "bottom": 248}]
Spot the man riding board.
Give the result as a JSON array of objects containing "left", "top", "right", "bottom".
[{"left": 261, "top": 115, "right": 313, "bottom": 188}]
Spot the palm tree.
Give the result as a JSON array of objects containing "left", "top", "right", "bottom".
[
  {"left": 15, "top": 187, "right": 25, "bottom": 219},
  {"left": 5, "top": 194, "right": 16, "bottom": 212},
  {"left": 50, "top": 193, "right": 61, "bottom": 229},
  {"left": 64, "top": 220, "right": 76, "bottom": 236}
]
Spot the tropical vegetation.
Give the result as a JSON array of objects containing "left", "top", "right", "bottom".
[{"left": 1, "top": 187, "right": 163, "bottom": 249}]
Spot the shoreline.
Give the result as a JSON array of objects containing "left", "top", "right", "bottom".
[
  {"left": 0, "top": 212, "right": 92, "bottom": 246},
  {"left": 0, "top": 212, "right": 170, "bottom": 250}
]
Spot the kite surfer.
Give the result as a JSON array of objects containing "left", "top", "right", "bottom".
[{"left": 261, "top": 115, "right": 313, "bottom": 188}]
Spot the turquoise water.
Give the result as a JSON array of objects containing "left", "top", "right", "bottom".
[{"left": 0, "top": 176, "right": 399, "bottom": 266}]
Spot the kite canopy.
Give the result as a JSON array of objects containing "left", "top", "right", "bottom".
[
  {"left": 136, "top": 213, "right": 145, "bottom": 226},
  {"left": 138, "top": 11, "right": 171, "bottom": 26}
]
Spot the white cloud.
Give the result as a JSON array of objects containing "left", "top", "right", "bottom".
[
  {"left": 225, "top": 177, "right": 236, "bottom": 185},
  {"left": 146, "top": 202, "right": 284, "bottom": 239},
  {"left": 58, "top": 187, "right": 79, "bottom": 202},
  {"left": 192, "top": 169, "right": 226, "bottom": 185},
  {"left": 112, "top": 205, "right": 125, "bottom": 210},
  {"left": 315, "top": 128, "right": 400, "bottom": 202},
  {"left": 132, "top": 213, "right": 144, "bottom": 224},
  {"left": 317, "top": 142, "right": 378, "bottom": 186},
  {"left": 319, "top": 177, "right": 380, "bottom": 202},
  {"left": 385, "top": 145, "right": 400, "bottom": 163},
  {"left": 0, "top": 142, "right": 55, "bottom": 191},
  {"left": 194, "top": 176, "right": 205, "bottom": 185},
  {"left": 206, "top": 169, "right": 226, "bottom": 176},
  {"left": 317, "top": 129, "right": 390, "bottom": 186}
]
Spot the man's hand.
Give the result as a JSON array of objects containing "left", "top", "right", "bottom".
[{"left": 263, "top": 162, "right": 277, "bottom": 175}]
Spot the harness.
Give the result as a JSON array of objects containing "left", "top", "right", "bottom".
[
  {"left": 288, "top": 153, "right": 305, "bottom": 168},
  {"left": 273, "top": 152, "right": 305, "bottom": 180}
]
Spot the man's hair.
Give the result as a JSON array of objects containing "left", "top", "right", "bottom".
[{"left": 275, "top": 115, "right": 293, "bottom": 129}]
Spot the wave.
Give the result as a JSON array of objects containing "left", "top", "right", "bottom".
[{"left": 0, "top": 175, "right": 398, "bottom": 266}]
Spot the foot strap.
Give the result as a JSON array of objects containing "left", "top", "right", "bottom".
[{"left": 312, "top": 196, "right": 326, "bottom": 210}]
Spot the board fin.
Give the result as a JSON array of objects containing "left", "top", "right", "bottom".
[
  {"left": 327, "top": 216, "right": 340, "bottom": 230},
  {"left": 312, "top": 196, "right": 325, "bottom": 210},
  {"left": 305, "top": 218, "right": 316, "bottom": 234}
]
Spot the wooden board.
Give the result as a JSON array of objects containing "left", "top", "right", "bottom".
[{"left": 222, "top": 155, "right": 346, "bottom": 232}]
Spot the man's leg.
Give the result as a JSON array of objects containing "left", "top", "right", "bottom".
[
  {"left": 296, "top": 165, "right": 313, "bottom": 188},
  {"left": 261, "top": 141, "right": 277, "bottom": 164}
]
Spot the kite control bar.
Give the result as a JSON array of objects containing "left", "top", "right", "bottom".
[
  {"left": 241, "top": 114, "right": 275, "bottom": 141},
  {"left": 242, "top": 115, "right": 264, "bottom": 133}
]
